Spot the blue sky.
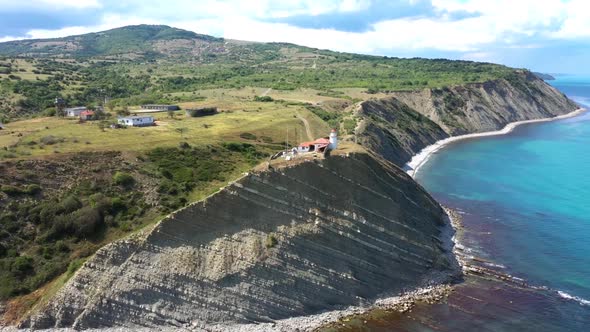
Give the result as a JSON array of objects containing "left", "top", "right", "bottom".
[{"left": 0, "top": 0, "right": 589, "bottom": 74}]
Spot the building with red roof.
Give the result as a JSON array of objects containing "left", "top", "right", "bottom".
[
  {"left": 80, "top": 110, "right": 95, "bottom": 121},
  {"left": 295, "top": 130, "right": 337, "bottom": 153}
]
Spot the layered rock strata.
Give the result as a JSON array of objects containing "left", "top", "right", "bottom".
[
  {"left": 25, "top": 154, "right": 458, "bottom": 329},
  {"left": 356, "top": 71, "right": 579, "bottom": 166}
]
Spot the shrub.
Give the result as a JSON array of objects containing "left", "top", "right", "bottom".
[
  {"left": 0, "top": 185, "right": 24, "bottom": 196},
  {"left": 66, "top": 259, "right": 85, "bottom": 278},
  {"left": 254, "top": 96, "right": 273, "bottom": 102},
  {"left": 40, "top": 135, "right": 64, "bottom": 145},
  {"left": 113, "top": 172, "right": 135, "bottom": 187},
  {"left": 111, "top": 197, "right": 127, "bottom": 212},
  {"left": 186, "top": 107, "right": 217, "bottom": 117},
  {"left": 260, "top": 136, "right": 273, "bottom": 143},
  {"left": 11, "top": 256, "right": 34, "bottom": 277},
  {"left": 61, "top": 195, "right": 82, "bottom": 214},
  {"left": 265, "top": 234, "right": 278, "bottom": 248},
  {"left": 239, "top": 132, "right": 257, "bottom": 140}
]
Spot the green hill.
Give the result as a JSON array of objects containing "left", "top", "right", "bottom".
[
  {"left": 0, "top": 25, "right": 515, "bottom": 120},
  {"left": 0, "top": 25, "right": 222, "bottom": 57}
]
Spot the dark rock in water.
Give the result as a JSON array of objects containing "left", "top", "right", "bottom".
[{"left": 23, "top": 153, "right": 459, "bottom": 329}]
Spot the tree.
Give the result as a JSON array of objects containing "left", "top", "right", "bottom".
[
  {"left": 175, "top": 127, "right": 188, "bottom": 139},
  {"left": 116, "top": 106, "right": 130, "bottom": 116},
  {"left": 105, "top": 100, "right": 116, "bottom": 113}
]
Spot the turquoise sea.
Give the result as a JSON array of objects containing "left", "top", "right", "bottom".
[{"left": 368, "top": 76, "right": 590, "bottom": 331}]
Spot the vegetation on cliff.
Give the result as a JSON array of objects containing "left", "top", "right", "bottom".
[{"left": 0, "top": 144, "right": 270, "bottom": 303}]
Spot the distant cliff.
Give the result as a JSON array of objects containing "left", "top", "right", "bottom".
[
  {"left": 356, "top": 70, "right": 578, "bottom": 166},
  {"left": 23, "top": 153, "right": 459, "bottom": 329},
  {"left": 533, "top": 72, "right": 556, "bottom": 80}
]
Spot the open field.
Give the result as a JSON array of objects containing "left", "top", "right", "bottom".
[{"left": 0, "top": 98, "right": 332, "bottom": 159}]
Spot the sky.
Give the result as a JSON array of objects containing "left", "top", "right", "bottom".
[{"left": 0, "top": 0, "right": 589, "bottom": 74}]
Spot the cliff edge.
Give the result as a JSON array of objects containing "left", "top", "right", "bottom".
[
  {"left": 23, "top": 153, "right": 459, "bottom": 329},
  {"left": 356, "top": 70, "right": 579, "bottom": 166}
]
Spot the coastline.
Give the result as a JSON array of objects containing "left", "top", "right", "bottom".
[{"left": 405, "top": 108, "right": 587, "bottom": 178}]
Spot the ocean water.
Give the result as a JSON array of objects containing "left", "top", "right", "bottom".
[{"left": 368, "top": 76, "right": 590, "bottom": 331}]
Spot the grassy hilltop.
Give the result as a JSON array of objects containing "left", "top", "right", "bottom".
[
  {"left": 0, "top": 24, "right": 524, "bottom": 319},
  {"left": 0, "top": 24, "right": 514, "bottom": 120}
]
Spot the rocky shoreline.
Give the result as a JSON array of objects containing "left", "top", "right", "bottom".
[
  {"left": 406, "top": 107, "right": 587, "bottom": 178},
  {"left": 210, "top": 207, "right": 463, "bottom": 332}
]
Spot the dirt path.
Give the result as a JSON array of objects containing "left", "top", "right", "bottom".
[
  {"left": 261, "top": 88, "right": 272, "bottom": 96},
  {"left": 296, "top": 111, "right": 313, "bottom": 141}
]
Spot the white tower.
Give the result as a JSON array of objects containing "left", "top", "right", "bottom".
[{"left": 329, "top": 129, "right": 338, "bottom": 150}]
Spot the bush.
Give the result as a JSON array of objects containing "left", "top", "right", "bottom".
[
  {"left": 61, "top": 195, "right": 82, "bottom": 214},
  {"left": 113, "top": 172, "right": 135, "bottom": 187},
  {"left": 0, "top": 184, "right": 40, "bottom": 196},
  {"left": 11, "top": 256, "right": 34, "bottom": 278},
  {"left": 186, "top": 107, "right": 217, "bottom": 117},
  {"left": 40, "top": 135, "right": 64, "bottom": 145},
  {"left": 66, "top": 258, "right": 85, "bottom": 278},
  {"left": 254, "top": 96, "right": 273, "bottom": 102},
  {"left": 265, "top": 234, "right": 278, "bottom": 248},
  {"left": 111, "top": 197, "right": 127, "bottom": 212},
  {"left": 0, "top": 185, "right": 24, "bottom": 196},
  {"left": 239, "top": 132, "right": 257, "bottom": 140}
]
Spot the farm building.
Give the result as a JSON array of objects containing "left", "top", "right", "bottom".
[
  {"left": 118, "top": 115, "right": 155, "bottom": 127},
  {"left": 65, "top": 107, "right": 88, "bottom": 117},
  {"left": 140, "top": 105, "right": 180, "bottom": 111},
  {"left": 80, "top": 110, "right": 95, "bottom": 121}
]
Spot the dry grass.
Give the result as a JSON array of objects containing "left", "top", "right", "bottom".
[{"left": 0, "top": 99, "right": 332, "bottom": 159}]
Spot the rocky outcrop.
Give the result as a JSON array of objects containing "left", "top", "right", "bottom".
[
  {"left": 23, "top": 153, "right": 459, "bottom": 329},
  {"left": 356, "top": 70, "right": 579, "bottom": 166}
]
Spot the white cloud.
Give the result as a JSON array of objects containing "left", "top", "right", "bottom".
[
  {"left": 0, "top": 0, "right": 101, "bottom": 10},
  {"left": 22, "top": 14, "right": 160, "bottom": 39},
  {"left": 432, "top": 0, "right": 590, "bottom": 39},
  {"left": 1, "top": 0, "right": 590, "bottom": 61},
  {"left": 548, "top": 0, "right": 590, "bottom": 39}
]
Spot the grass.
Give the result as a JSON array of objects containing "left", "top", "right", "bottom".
[
  {"left": 0, "top": 99, "right": 331, "bottom": 159},
  {"left": 0, "top": 59, "right": 52, "bottom": 81}
]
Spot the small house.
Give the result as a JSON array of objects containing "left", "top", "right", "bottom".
[
  {"left": 80, "top": 110, "right": 95, "bottom": 121},
  {"left": 65, "top": 107, "right": 87, "bottom": 117},
  {"left": 296, "top": 138, "right": 330, "bottom": 153},
  {"left": 118, "top": 115, "right": 155, "bottom": 127},
  {"left": 294, "top": 130, "right": 338, "bottom": 153},
  {"left": 140, "top": 105, "right": 180, "bottom": 111}
]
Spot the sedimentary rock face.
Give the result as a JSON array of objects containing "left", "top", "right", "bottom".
[{"left": 24, "top": 154, "right": 458, "bottom": 329}]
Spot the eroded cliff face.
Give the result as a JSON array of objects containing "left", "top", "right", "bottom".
[
  {"left": 356, "top": 71, "right": 579, "bottom": 166},
  {"left": 24, "top": 153, "right": 458, "bottom": 329}
]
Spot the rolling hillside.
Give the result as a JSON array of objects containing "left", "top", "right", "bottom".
[{"left": 0, "top": 25, "right": 515, "bottom": 120}]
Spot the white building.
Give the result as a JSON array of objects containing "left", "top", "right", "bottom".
[
  {"left": 118, "top": 115, "right": 155, "bottom": 127},
  {"left": 328, "top": 129, "right": 338, "bottom": 150},
  {"left": 65, "top": 107, "right": 87, "bottom": 117}
]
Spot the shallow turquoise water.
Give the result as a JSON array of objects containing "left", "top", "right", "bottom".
[{"left": 408, "top": 76, "right": 590, "bottom": 330}]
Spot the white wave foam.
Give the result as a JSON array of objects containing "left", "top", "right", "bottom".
[
  {"left": 405, "top": 108, "right": 586, "bottom": 178},
  {"left": 557, "top": 291, "right": 590, "bottom": 306},
  {"left": 482, "top": 262, "right": 506, "bottom": 269}
]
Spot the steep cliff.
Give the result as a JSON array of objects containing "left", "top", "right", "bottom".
[
  {"left": 23, "top": 153, "right": 459, "bottom": 329},
  {"left": 356, "top": 70, "right": 579, "bottom": 166}
]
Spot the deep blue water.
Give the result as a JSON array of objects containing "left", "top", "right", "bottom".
[{"left": 406, "top": 75, "right": 590, "bottom": 331}]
